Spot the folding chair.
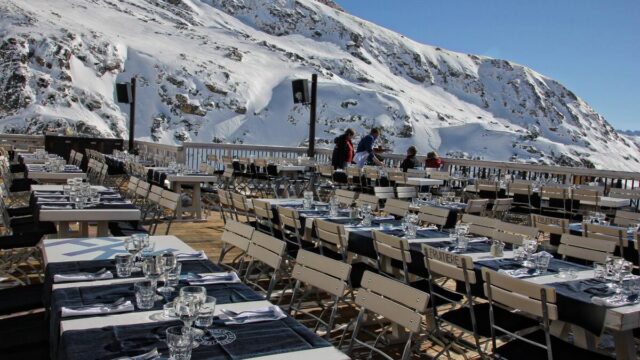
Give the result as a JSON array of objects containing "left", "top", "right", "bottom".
[
  {"left": 465, "top": 199, "right": 489, "bottom": 216},
  {"left": 613, "top": 209, "right": 640, "bottom": 227},
  {"left": 355, "top": 193, "right": 380, "bottom": 212},
  {"left": 582, "top": 222, "right": 627, "bottom": 254},
  {"left": 396, "top": 186, "right": 416, "bottom": 200},
  {"left": 558, "top": 234, "right": 616, "bottom": 264},
  {"left": 252, "top": 199, "right": 280, "bottom": 237},
  {"left": 243, "top": 231, "right": 286, "bottom": 300},
  {"left": 418, "top": 205, "right": 451, "bottom": 230},
  {"left": 347, "top": 271, "right": 430, "bottom": 360},
  {"left": 382, "top": 198, "right": 410, "bottom": 218},
  {"left": 217, "top": 219, "right": 253, "bottom": 274},
  {"left": 531, "top": 214, "right": 569, "bottom": 247},
  {"left": 334, "top": 189, "right": 357, "bottom": 208}
]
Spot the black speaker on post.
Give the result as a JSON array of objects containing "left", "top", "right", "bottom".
[
  {"left": 116, "top": 83, "right": 132, "bottom": 104},
  {"left": 291, "top": 79, "right": 309, "bottom": 104}
]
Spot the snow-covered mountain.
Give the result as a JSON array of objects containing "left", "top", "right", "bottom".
[{"left": 1, "top": 0, "right": 638, "bottom": 170}]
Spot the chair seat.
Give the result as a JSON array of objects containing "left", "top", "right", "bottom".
[
  {"left": 440, "top": 302, "right": 538, "bottom": 337},
  {"left": 11, "top": 221, "right": 57, "bottom": 236},
  {"left": 9, "top": 179, "right": 37, "bottom": 192},
  {"left": 0, "top": 233, "right": 43, "bottom": 250},
  {"left": 7, "top": 206, "right": 33, "bottom": 217},
  {"left": 200, "top": 186, "right": 217, "bottom": 193},
  {"left": 0, "top": 283, "right": 44, "bottom": 315},
  {"left": 495, "top": 330, "right": 613, "bottom": 360}
]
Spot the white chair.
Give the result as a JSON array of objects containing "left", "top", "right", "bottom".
[
  {"left": 217, "top": 219, "right": 254, "bottom": 273},
  {"left": 243, "top": 231, "right": 287, "bottom": 300},
  {"left": 558, "top": 234, "right": 616, "bottom": 263}
]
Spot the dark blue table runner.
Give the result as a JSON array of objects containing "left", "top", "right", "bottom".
[{"left": 59, "top": 316, "right": 331, "bottom": 360}]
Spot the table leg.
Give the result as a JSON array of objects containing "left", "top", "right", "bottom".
[
  {"left": 193, "top": 183, "right": 202, "bottom": 220},
  {"left": 173, "top": 181, "right": 183, "bottom": 220},
  {"left": 96, "top": 221, "right": 109, "bottom": 237},
  {"left": 57, "top": 221, "right": 73, "bottom": 239},
  {"left": 613, "top": 330, "right": 636, "bottom": 360},
  {"left": 79, "top": 222, "right": 89, "bottom": 237}
]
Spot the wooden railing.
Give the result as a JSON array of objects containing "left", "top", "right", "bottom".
[{"left": 2, "top": 134, "right": 638, "bottom": 188}]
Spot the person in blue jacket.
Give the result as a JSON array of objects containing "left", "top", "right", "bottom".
[{"left": 354, "top": 128, "right": 383, "bottom": 168}]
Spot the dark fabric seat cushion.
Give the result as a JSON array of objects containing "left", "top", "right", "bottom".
[
  {"left": 0, "top": 283, "right": 44, "bottom": 315},
  {"left": 9, "top": 178, "right": 38, "bottom": 193},
  {"left": 0, "top": 233, "right": 43, "bottom": 250},
  {"left": 108, "top": 221, "right": 148, "bottom": 236},
  {"left": 10, "top": 221, "right": 57, "bottom": 236},
  {"left": 495, "top": 330, "right": 613, "bottom": 360},
  {"left": 7, "top": 206, "right": 33, "bottom": 218}
]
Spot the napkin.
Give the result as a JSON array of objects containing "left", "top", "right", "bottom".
[
  {"left": 54, "top": 270, "right": 114, "bottom": 283},
  {"left": 373, "top": 215, "right": 395, "bottom": 221},
  {"left": 61, "top": 300, "right": 134, "bottom": 318},
  {"left": 219, "top": 306, "right": 287, "bottom": 325},
  {"left": 187, "top": 272, "right": 240, "bottom": 285},
  {"left": 591, "top": 294, "right": 640, "bottom": 307},
  {"left": 41, "top": 204, "right": 73, "bottom": 209},
  {"left": 175, "top": 250, "right": 207, "bottom": 261},
  {"left": 498, "top": 268, "right": 537, "bottom": 278}
]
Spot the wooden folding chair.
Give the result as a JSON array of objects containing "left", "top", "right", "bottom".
[
  {"left": 613, "top": 209, "right": 640, "bottom": 227},
  {"left": 558, "top": 234, "right": 616, "bottom": 264},
  {"left": 396, "top": 186, "right": 417, "bottom": 199},
  {"left": 217, "top": 219, "right": 253, "bottom": 274},
  {"left": 419, "top": 205, "right": 451, "bottom": 229},
  {"left": 252, "top": 199, "right": 279, "bottom": 236},
  {"left": 355, "top": 193, "right": 380, "bottom": 211},
  {"left": 582, "top": 222, "right": 627, "bottom": 253},
  {"left": 382, "top": 198, "right": 410, "bottom": 218},
  {"left": 465, "top": 199, "right": 489, "bottom": 216},
  {"left": 347, "top": 271, "right": 430, "bottom": 360},
  {"left": 334, "top": 189, "right": 357, "bottom": 208},
  {"left": 243, "top": 231, "right": 286, "bottom": 300},
  {"left": 531, "top": 214, "right": 568, "bottom": 246}
]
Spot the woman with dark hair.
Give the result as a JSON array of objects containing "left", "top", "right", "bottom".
[
  {"left": 400, "top": 146, "right": 418, "bottom": 172},
  {"left": 425, "top": 151, "right": 443, "bottom": 169},
  {"left": 331, "top": 128, "right": 355, "bottom": 169}
]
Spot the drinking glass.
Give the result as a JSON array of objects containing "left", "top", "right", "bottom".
[
  {"left": 534, "top": 253, "right": 552, "bottom": 274},
  {"left": 521, "top": 239, "right": 538, "bottom": 268},
  {"left": 593, "top": 263, "right": 606, "bottom": 280},
  {"left": 195, "top": 296, "right": 216, "bottom": 328},
  {"left": 62, "top": 185, "right": 71, "bottom": 196},
  {"left": 125, "top": 237, "right": 143, "bottom": 271},
  {"left": 136, "top": 233, "right": 154, "bottom": 257},
  {"left": 165, "top": 262, "right": 182, "bottom": 288},
  {"left": 157, "top": 252, "right": 177, "bottom": 295},
  {"left": 303, "top": 191, "right": 313, "bottom": 210},
  {"left": 142, "top": 256, "right": 163, "bottom": 300},
  {"left": 115, "top": 254, "right": 133, "bottom": 278},
  {"left": 166, "top": 325, "right": 193, "bottom": 360},
  {"left": 174, "top": 296, "right": 201, "bottom": 347},
  {"left": 179, "top": 286, "right": 207, "bottom": 338},
  {"left": 134, "top": 280, "right": 156, "bottom": 310},
  {"left": 455, "top": 236, "right": 469, "bottom": 252}
]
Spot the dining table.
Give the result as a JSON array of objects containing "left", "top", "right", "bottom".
[
  {"left": 30, "top": 184, "right": 141, "bottom": 238},
  {"left": 24, "top": 164, "right": 86, "bottom": 182},
  {"left": 147, "top": 167, "right": 217, "bottom": 220},
  {"left": 41, "top": 234, "right": 349, "bottom": 360}
]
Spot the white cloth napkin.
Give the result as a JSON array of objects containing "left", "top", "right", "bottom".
[
  {"left": 373, "top": 215, "right": 395, "bottom": 221},
  {"left": 41, "top": 205, "right": 73, "bottom": 209},
  {"left": 591, "top": 295, "right": 640, "bottom": 307},
  {"left": 219, "top": 306, "right": 287, "bottom": 325},
  {"left": 498, "top": 268, "right": 535, "bottom": 278},
  {"left": 61, "top": 300, "right": 134, "bottom": 318},
  {"left": 187, "top": 272, "right": 240, "bottom": 285},
  {"left": 54, "top": 271, "right": 114, "bottom": 283},
  {"left": 175, "top": 250, "right": 207, "bottom": 261}
]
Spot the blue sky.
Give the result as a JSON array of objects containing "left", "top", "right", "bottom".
[{"left": 338, "top": 0, "right": 640, "bottom": 130}]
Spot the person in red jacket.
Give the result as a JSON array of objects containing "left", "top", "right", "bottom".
[{"left": 425, "top": 151, "right": 443, "bottom": 169}]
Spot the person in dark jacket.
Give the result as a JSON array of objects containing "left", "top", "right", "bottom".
[
  {"left": 331, "top": 128, "right": 355, "bottom": 169},
  {"left": 400, "top": 146, "right": 418, "bottom": 172},
  {"left": 425, "top": 151, "right": 443, "bottom": 169},
  {"left": 354, "top": 128, "right": 383, "bottom": 168}
]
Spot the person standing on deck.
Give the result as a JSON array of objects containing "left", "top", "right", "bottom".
[
  {"left": 354, "top": 128, "right": 383, "bottom": 168},
  {"left": 331, "top": 128, "right": 355, "bottom": 169}
]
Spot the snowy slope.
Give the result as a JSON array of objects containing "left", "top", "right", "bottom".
[{"left": 0, "top": 0, "right": 638, "bottom": 170}]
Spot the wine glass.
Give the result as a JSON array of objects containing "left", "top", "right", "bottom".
[
  {"left": 521, "top": 239, "right": 538, "bottom": 268},
  {"left": 142, "top": 256, "right": 163, "bottom": 301},
  {"left": 174, "top": 296, "right": 202, "bottom": 348},
  {"left": 157, "top": 252, "right": 177, "bottom": 295},
  {"left": 179, "top": 286, "right": 207, "bottom": 339},
  {"left": 124, "top": 236, "right": 143, "bottom": 271}
]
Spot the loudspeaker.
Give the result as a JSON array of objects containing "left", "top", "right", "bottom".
[
  {"left": 291, "top": 79, "right": 309, "bottom": 104},
  {"left": 116, "top": 83, "right": 132, "bottom": 103}
]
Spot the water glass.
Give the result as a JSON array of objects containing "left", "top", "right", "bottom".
[
  {"left": 166, "top": 326, "right": 193, "bottom": 360},
  {"left": 303, "top": 191, "right": 313, "bottom": 209},
  {"left": 62, "top": 185, "right": 71, "bottom": 196},
  {"left": 456, "top": 236, "right": 470, "bottom": 252},
  {"left": 165, "top": 262, "right": 182, "bottom": 288},
  {"left": 180, "top": 286, "right": 207, "bottom": 304},
  {"left": 195, "top": 296, "right": 217, "bottom": 328},
  {"left": 593, "top": 263, "right": 606, "bottom": 280},
  {"left": 115, "top": 254, "right": 133, "bottom": 278},
  {"left": 534, "top": 253, "right": 552, "bottom": 274},
  {"left": 134, "top": 280, "right": 156, "bottom": 310},
  {"left": 163, "top": 300, "right": 177, "bottom": 318}
]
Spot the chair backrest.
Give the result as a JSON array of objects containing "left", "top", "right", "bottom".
[
  {"left": 334, "top": 189, "right": 356, "bottom": 207},
  {"left": 127, "top": 176, "right": 140, "bottom": 193},
  {"left": 572, "top": 188, "right": 600, "bottom": 203},
  {"left": 577, "top": 185, "right": 605, "bottom": 195},
  {"left": 382, "top": 198, "right": 410, "bottom": 217},
  {"left": 465, "top": 199, "right": 488, "bottom": 215},
  {"left": 374, "top": 186, "right": 395, "bottom": 199},
  {"left": 582, "top": 222, "right": 626, "bottom": 247},
  {"left": 423, "top": 245, "right": 476, "bottom": 284},
  {"left": 492, "top": 198, "right": 513, "bottom": 212},
  {"left": 418, "top": 205, "right": 450, "bottom": 227},
  {"left": 395, "top": 186, "right": 416, "bottom": 199},
  {"left": 221, "top": 219, "right": 254, "bottom": 252},
  {"left": 231, "top": 192, "right": 250, "bottom": 212},
  {"left": 292, "top": 249, "right": 350, "bottom": 297},
  {"left": 508, "top": 182, "right": 532, "bottom": 196},
  {"left": 406, "top": 168, "right": 426, "bottom": 177},
  {"left": 159, "top": 190, "right": 180, "bottom": 212},
  {"left": 558, "top": 234, "right": 616, "bottom": 263},
  {"left": 372, "top": 230, "right": 411, "bottom": 264},
  {"left": 251, "top": 199, "right": 271, "bottom": 218},
  {"left": 388, "top": 171, "right": 407, "bottom": 185},
  {"left": 248, "top": 231, "right": 286, "bottom": 269},
  {"left": 613, "top": 210, "right": 640, "bottom": 227},
  {"left": 135, "top": 180, "right": 151, "bottom": 198},
  {"left": 363, "top": 166, "right": 380, "bottom": 180},
  {"left": 317, "top": 164, "right": 333, "bottom": 177},
  {"left": 541, "top": 185, "right": 569, "bottom": 200},
  {"left": 217, "top": 189, "right": 232, "bottom": 207},
  {"left": 314, "top": 219, "right": 347, "bottom": 251},
  {"left": 357, "top": 271, "right": 429, "bottom": 333},
  {"left": 476, "top": 180, "right": 499, "bottom": 193},
  {"left": 496, "top": 221, "right": 539, "bottom": 239},
  {"left": 355, "top": 193, "right": 379, "bottom": 211},
  {"left": 530, "top": 214, "right": 569, "bottom": 236},
  {"left": 277, "top": 206, "right": 300, "bottom": 231},
  {"left": 482, "top": 268, "right": 558, "bottom": 320},
  {"left": 429, "top": 170, "right": 450, "bottom": 181},
  {"left": 462, "top": 214, "right": 497, "bottom": 237},
  {"left": 147, "top": 185, "right": 164, "bottom": 204},
  {"left": 609, "top": 188, "right": 640, "bottom": 200},
  {"left": 345, "top": 166, "right": 361, "bottom": 178}
]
